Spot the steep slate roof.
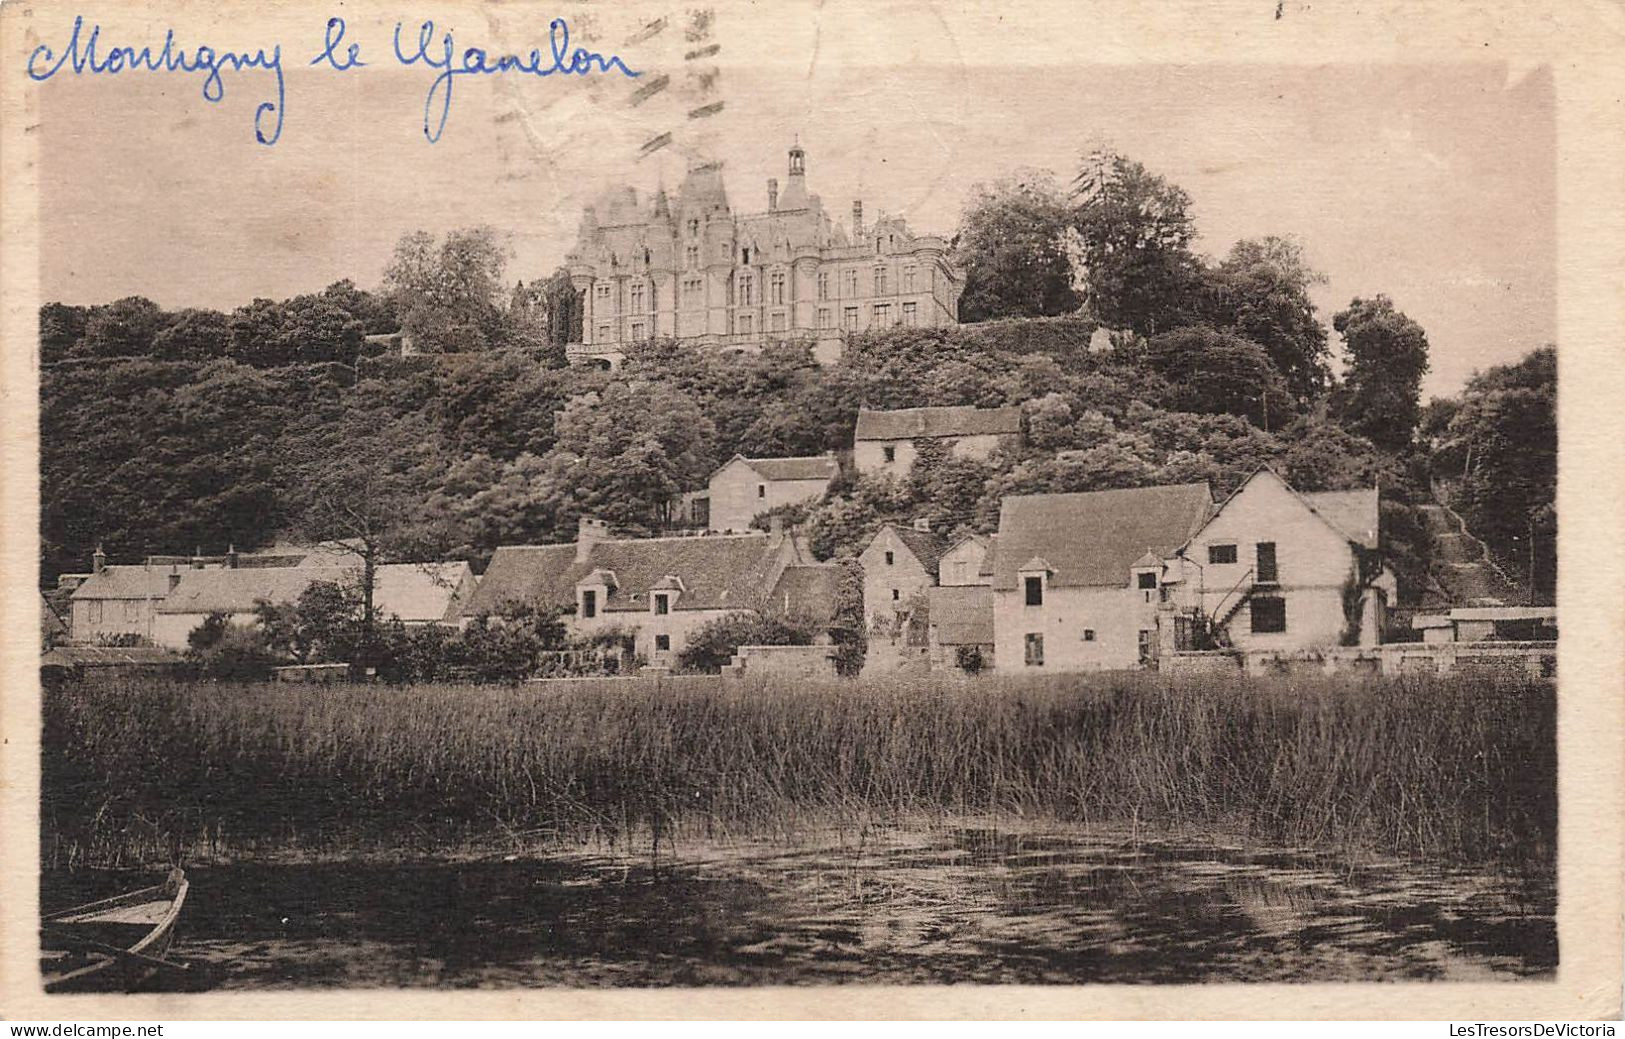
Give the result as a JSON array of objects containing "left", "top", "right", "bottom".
[
  {"left": 1302, "top": 489, "right": 1380, "bottom": 550},
  {"left": 769, "top": 564, "right": 843, "bottom": 626},
  {"left": 736, "top": 455, "right": 839, "bottom": 482},
  {"left": 70, "top": 565, "right": 188, "bottom": 601},
  {"left": 889, "top": 526, "right": 949, "bottom": 576},
  {"left": 462, "top": 533, "right": 798, "bottom": 618},
  {"left": 928, "top": 585, "right": 994, "bottom": 646},
  {"left": 993, "top": 483, "right": 1215, "bottom": 590},
  {"left": 854, "top": 405, "right": 1022, "bottom": 441}
]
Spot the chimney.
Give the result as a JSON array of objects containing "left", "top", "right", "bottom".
[
  {"left": 913, "top": 517, "right": 931, "bottom": 533},
  {"left": 168, "top": 573, "right": 182, "bottom": 592},
  {"left": 576, "top": 516, "right": 610, "bottom": 563},
  {"left": 226, "top": 544, "right": 239, "bottom": 569},
  {"left": 852, "top": 200, "right": 864, "bottom": 239},
  {"left": 92, "top": 544, "right": 106, "bottom": 574},
  {"left": 767, "top": 178, "right": 779, "bottom": 212},
  {"left": 191, "top": 546, "right": 206, "bottom": 570}
]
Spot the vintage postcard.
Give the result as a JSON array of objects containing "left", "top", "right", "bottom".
[{"left": 1, "top": 0, "right": 1621, "bottom": 1021}]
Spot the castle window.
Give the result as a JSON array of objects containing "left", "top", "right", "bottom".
[
  {"left": 843, "top": 306, "right": 859, "bottom": 330},
  {"left": 843, "top": 269, "right": 858, "bottom": 296},
  {"left": 736, "top": 313, "right": 753, "bottom": 334},
  {"left": 770, "top": 312, "right": 786, "bottom": 332},
  {"left": 738, "top": 273, "right": 754, "bottom": 305},
  {"left": 630, "top": 321, "right": 645, "bottom": 340},
  {"left": 630, "top": 283, "right": 645, "bottom": 312},
  {"left": 771, "top": 271, "right": 786, "bottom": 304},
  {"left": 685, "top": 245, "right": 699, "bottom": 268},
  {"left": 873, "top": 266, "right": 888, "bottom": 294},
  {"left": 902, "top": 302, "right": 917, "bottom": 327},
  {"left": 596, "top": 323, "right": 611, "bottom": 342},
  {"left": 818, "top": 308, "right": 832, "bottom": 329},
  {"left": 595, "top": 284, "right": 610, "bottom": 300},
  {"left": 817, "top": 271, "right": 829, "bottom": 301},
  {"left": 872, "top": 303, "right": 891, "bottom": 326},
  {"left": 741, "top": 246, "right": 751, "bottom": 264},
  {"left": 904, "top": 266, "right": 917, "bottom": 292},
  {"left": 687, "top": 218, "right": 700, "bottom": 236}
]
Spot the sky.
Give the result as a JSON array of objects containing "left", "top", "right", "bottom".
[{"left": 34, "top": 6, "right": 1554, "bottom": 399}]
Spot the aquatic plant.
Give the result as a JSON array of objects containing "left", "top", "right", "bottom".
[{"left": 40, "top": 671, "right": 1554, "bottom": 870}]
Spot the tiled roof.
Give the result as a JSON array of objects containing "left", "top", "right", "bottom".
[
  {"left": 993, "top": 483, "right": 1215, "bottom": 590},
  {"left": 854, "top": 405, "right": 1022, "bottom": 441},
  {"left": 462, "top": 533, "right": 799, "bottom": 618},
  {"left": 769, "top": 564, "right": 843, "bottom": 626},
  {"left": 70, "top": 565, "right": 190, "bottom": 601},
  {"left": 157, "top": 562, "right": 472, "bottom": 622},
  {"left": 928, "top": 585, "right": 994, "bottom": 646},
  {"left": 891, "top": 526, "right": 949, "bottom": 575},
  {"left": 1303, "top": 489, "right": 1380, "bottom": 550},
  {"left": 371, "top": 563, "right": 476, "bottom": 623},
  {"left": 737, "top": 455, "right": 839, "bottom": 483}
]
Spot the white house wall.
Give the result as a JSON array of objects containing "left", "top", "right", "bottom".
[
  {"left": 993, "top": 585, "right": 1163, "bottom": 672},
  {"left": 708, "top": 460, "right": 832, "bottom": 533}
]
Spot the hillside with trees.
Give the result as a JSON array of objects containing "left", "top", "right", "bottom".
[{"left": 39, "top": 150, "right": 1555, "bottom": 612}]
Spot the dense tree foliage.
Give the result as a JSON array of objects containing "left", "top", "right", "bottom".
[
  {"left": 1333, "top": 295, "right": 1431, "bottom": 453},
  {"left": 953, "top": 172, "right": 1080, "bottom": 322}
]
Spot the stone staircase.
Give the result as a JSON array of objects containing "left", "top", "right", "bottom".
[{"left": 1417, "top": 501, "right": 1526, "bottom": 607}]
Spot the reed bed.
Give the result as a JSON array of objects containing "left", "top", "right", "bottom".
[{"left": 41, "top": 671, "right": 1555, "bottom": 870}]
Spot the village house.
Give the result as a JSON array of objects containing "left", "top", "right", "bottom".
[
  {"left": 993, "top": 483, "right": 1216, "bottom": 672},
  {"left": 151, "top": 561, "right": 476, "bottom": 650},
  {"left": 926, "top": 533, "right": 996, "bottom": 670},
  {"left": 459, "top": 518, "right": 823, "bottom": 669},
  {"left": 852, "top": 405, "right": 1023, "bottom": 477},
  {"left": 858, "top": 520, "right": 947, "bottom": 631},
  {"left": 698, "top": 453, "right": 840, "bottom": 533},
  {"left": 1163, "top": 468, "right": 1395, "bottom": 653},
  {"left": 67, "top": 548, "right": 195, "bottom": 644},
  {"left": 563, "top": 144, "right": 964, "bottom": 369}
]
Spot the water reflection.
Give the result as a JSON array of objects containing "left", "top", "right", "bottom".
[{"left": 44, "top": 827, "right": 1555, "bottom": 987}]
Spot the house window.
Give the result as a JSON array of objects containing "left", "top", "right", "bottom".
[
  {"left": 1024, "top": 576, "right": 1044, "bottom": 607},
  {"left": 736, "top": 313, "right": 753, "bottom": 334},
  {"left": 903, "top": 266, "right": 917, "bottom": 292},
  {"left": 581, "top": 589, "right": 597, "bottom": 619},
  {"left": 873, "top": 303, "right": 891, "bottom": 326},
  {"left": 817, "top": 271, "right": 829, "bottom": 300},
  {"left": 873, "top": 266, "right": 888, "bottom": 294},
  {"left": 1256, "top": 542, "right": 1278, "bottom": 584},
  {"left": 818, "top": 308, "right": 832, "bottom": 329},
  {"left": 1250, "top": 596, "right": 1287, "bottom": 634},
  {"left": 1138, "top": 629, "right": 1153, "bottom": 664},
  {"left": 88, "top": 601, "right": 103, "bottom": 624},
  {"left": 902, "top": 302, "right": 917, "bottom": 327},
  {"left": 892, "top": 588, "right": 900, "bottom": 601},
  {"left": 1024, "top": 633, "right": 1045, "bottom": 666},
  {"left": 884, "top": 551, "right": 894, "bottom": 566},
  {"left": 757, "top": 484, "right": 766, "bottom": 499},
  {"left": 655, "top": 634, "right": 671, "bottom": 652},
  {"left": 654, "top": 594, "right": 669, "bottom": 616},
  {"left": 882, "top": 445, "right": 896, "bottom": 463},
  {"left": 770, "top": 311, "right": 786, "bottom": 332},
  {"left": 770, "top": 271, "right": 786, "bottom": 304},
  {"left": 1082, "top": 628, "right": 1097, "bottom": 642},
  {"left": 1137, "top": 572, "right": 1157, "bottom": 589},
  {"left": 1208, "top": 544, "right": 1238, "bottom": 565},
  {"left": 843, "top": 306, "right": 859, "bottom": 330}
]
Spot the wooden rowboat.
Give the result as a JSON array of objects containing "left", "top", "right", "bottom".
[{"left": 41, "top": 868, "right": 192, "bottom": 993}]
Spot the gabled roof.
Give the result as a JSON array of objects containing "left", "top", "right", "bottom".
[
  {"left": 928, "top": 585, "right": 995, "bottom": 646},
  {"left": 1302, "top": 488, "right": 1380, "bottom": 550},
  {"left": 728, "top": 454, "right": 839, "bottom": 483},
  {"left": 371, "top": 562, "right": 476, "bottom": 623},
  {"left": 462, "top": 533, "right": 799, "bottom": 618},
  {"left": 41, "top": 594, "right": 68, "bottom": 638},
  {"left": 157, "top": 562, "right": 473, "bottom": 623},
  {"left": 882, "top": 525, "right": 949, "bottom": 575},
  {"left": 70, "top": 565, "right": 189, "bottom": 601},
  {"left": 993, "top": 483, "right": 1215, "bottom": 590},
  {"left": 854, "top": 405, "right": 1022, "bottom": 441},
  {"left": 769, "top": 564, "right": 843, "bottom": 626}
]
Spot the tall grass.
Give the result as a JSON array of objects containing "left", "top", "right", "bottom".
[{"left": 41, "top": 671, "right": 1555, "bottom": 870}]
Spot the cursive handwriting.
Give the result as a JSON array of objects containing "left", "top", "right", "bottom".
[
  {"left": 27, "top": 15, "right": 285, "bottom": 145},
  {"left": 393, "top": 18, "right": 639, "bottom": 143}
]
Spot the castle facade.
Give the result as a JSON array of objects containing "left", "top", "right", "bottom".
[{"left": 564, "top": 145, "right": 963, "bottom": 366}]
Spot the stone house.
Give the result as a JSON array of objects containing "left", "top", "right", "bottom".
[
  {"left": 701, "top": 453, "right": 839, "bottom": 533},
  {"left": 459, "top": 518, "right": 821, "bottom": 669},
  {"left": 1164, "top": 468, "right": 1395, "bottom": 653},
  {"left": 926, "top": 533, "right": 996, "bottom": 670},
  {"left": 152, "top": 561, "right": 477, "bottom": 650},
  {"left": 67, "top": 548, "right": 193, "bottom": 644},
  {"left": 857, "top": 520, "right": 947, "bottom": 631},
  {"left": 992, "top": 483, "right": 1217, "bottom": 672},
  {"left": 852, "top": 405, "right": 1022, "bottom": 477}
]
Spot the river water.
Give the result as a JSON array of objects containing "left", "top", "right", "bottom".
[{"left": 45, "top": 826, "right": 1555, "bottom": 987}]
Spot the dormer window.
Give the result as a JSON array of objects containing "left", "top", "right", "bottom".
[
  {"left": 581, "top": 589, "right": 597, "bottom": 619},
  {"left": 654, "top": 593, "right": 670, "bottom": 616},
  {"left": 1025, "top": 576, "right": 1044, "bottom": 607}
]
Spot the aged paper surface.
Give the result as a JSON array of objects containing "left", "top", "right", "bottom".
[{"left": 1, "top": 0, "right": 1621, "bottom": 1020}]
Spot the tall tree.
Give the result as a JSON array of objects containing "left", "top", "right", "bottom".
[
  {"left": 79, "top": 296, "right": 167, "bottom": 358},
  {"left": 952, "top": 171, "right": 1081, "bottom": 322},
  {"left": 1069, "top": 150, "right": 1200, "bottom": 336},
  {"left": 509, "top": 269, "right": 582, "bottom": 363},
  {"left": 1200, "top": 236, "right": 1332, "bottom": 402},
  {"left": 39, "top": 303, "right": 89, "bottom": 364},
  {"left": 383, "top": 227, "right": 511, "bottom": 353},
  {"left": 1333, "top": 295, "right": 1430, "bottom": 453}
]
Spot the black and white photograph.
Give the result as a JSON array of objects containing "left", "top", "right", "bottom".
[{"left": 2, "top": 0, "right": 1620, "bottom": 1021}]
